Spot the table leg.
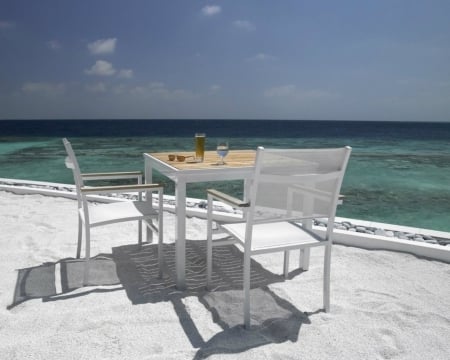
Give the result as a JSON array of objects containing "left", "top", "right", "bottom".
[
  {"left": 144, "top": 157, "right": 154, "bottom": 243},
  {"left": 144, "top": 157, "right": 153, "bottom": 184},
  {"left": 175, "top": 179, "right": 187, "bottom": 289}
]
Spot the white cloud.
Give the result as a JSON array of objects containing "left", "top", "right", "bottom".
[
  {"left": 123, "top": 82, "right": 167, "bottom": 96},
  {"left": 264, "top": 84, "right": 335, "bottom": 100},
  {"left": 113, "top": 82, "right": 166, "bottom": 96},
  {"left": 233, "top": 20, "right": 255, "bottom": 31},
  {"left": 85, "top": 60, "right": 116, "bottom": 76},
  {"left": 112, "top": 84, "right": 128, "bottom": 95},
  {"left": 264, "top": 84, "right": 297, "bottom": 97},
  {"left": 202, "top": 5, "right": 221, "bottom": 16},
  {"left": 118, "top": 69, "right": 134, "bottom": 79},
  {"left": 209, "top": 85, "right": 221, "bottom": 93},
  {"left": 46, "top": 40, "right": 61, "bottom": 50},
  {"left": 148, "top": 82, "right": 166, "bottom": 90},
  {"left": 22, "top": 82, "right": 66, "bottom": 95},
  {"left": 145, "top": 82, "right": 171, "bottom": 96},
  {"left": 87, "top": 38, "right": 117, "bottom": 55},
  {"left": 112, "top": 82, "right": 197, "bottom": 101},
  {"left": 0, "top": 21, "right": 14, "bottom": 29},
  {"left": 246, "top": 53, "right": 276, "bottom": 62},
  {"left": 85, "top": 82, "right": 107, "bottom": 93}
]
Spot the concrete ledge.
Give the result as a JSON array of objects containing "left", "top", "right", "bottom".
[
  {"left": 1, "top": 177, "right": 449, "bottom": 263},
  {"left": 314, "top": 227, "right": 450, "bottom": 263}
]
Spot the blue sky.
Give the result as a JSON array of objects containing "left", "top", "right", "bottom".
[{"left": 1, "top": 0, "right": 449, "bottom": 121}]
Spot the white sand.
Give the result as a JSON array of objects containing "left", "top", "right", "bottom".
[{"left": 1, "top": 190, "right": 449, "bottom": 359}]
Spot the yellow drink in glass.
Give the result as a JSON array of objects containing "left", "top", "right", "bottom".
[{"left": 195, "top": 133, "right": 205, "bottom": 162}]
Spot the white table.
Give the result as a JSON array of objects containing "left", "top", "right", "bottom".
[{"left": 144, "top": 150, "right": 255, "bottom": 289}]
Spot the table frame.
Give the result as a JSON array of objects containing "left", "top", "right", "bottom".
[{"left": 144, "top": 150, "right": 255, "bottom": 289}]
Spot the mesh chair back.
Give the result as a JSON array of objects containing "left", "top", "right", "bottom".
[{"left": 249, "top": 147, "right": 351, "bottom": 225}]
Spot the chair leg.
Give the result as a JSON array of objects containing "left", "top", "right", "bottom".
[
  {"left": 157, "top": 218, "right": 164, "bottom": 279},
  {"left": 243, "top": 251, "right": 251, "bottom": 329},
  {"left": 83, "top": 225, "right": 91, "bottom": 286},
  {"left": 138, "top": 219, "right": 142, "bottom": 245},
  {"left": 76, "top": 216, "right": 82, "bottom": 259},
  {"left": 283, "top": 250, "right": 290, "bottom": 278},
  {"left": 206, "top": 243, "right": 213, "bottom": 289},
  {"left": 206, "top": 226, "right": 213, "bottom": 289},
  {"left": 146, "top": 221, "right": 153, "bottom": 243},
  {"left": 300, "top": 248, "right": 310, "bottom": 270},
  {"left": 206, "top": 198, "right": 213, "bottom": 289},
  {"left": 323, "top": 244, "right": 332, "bottom": 312}
]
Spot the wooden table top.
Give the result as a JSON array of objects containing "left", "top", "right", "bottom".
[{"left": 147, "top": 150, "right": 256, "bottom": 170}]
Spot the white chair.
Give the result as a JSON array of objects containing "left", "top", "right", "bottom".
[
  {"left": 63, "top": 138, "right": 164, "bottom": 285},
  {"left": 206, "top": 146, "right": 352, "bottom": 328}
]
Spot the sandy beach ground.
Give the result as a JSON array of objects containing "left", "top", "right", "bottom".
[{"left": 1, "top": 190, "right": 449, "bottom": 359}]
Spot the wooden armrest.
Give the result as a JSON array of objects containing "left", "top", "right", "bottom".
[
  {"left": 82, "top": 171, "right": 142, "bottom": 181},
  {"left": 81, "top": 183, "right": 162, "bottom": 195},
  {"left": 207, "top": 189, "right": 250, "bottom": 208}
]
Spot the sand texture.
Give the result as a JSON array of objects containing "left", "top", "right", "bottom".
[{"left": 1, "top": 191, "right": 449, "bottom": 359}]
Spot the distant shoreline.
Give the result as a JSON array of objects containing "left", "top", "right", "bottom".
[
  {"left": 2, "top": 118, "right": 450, "bottom": 138},
  {"left": 2, "top": 118, "right": 450, "bottom": 123}
]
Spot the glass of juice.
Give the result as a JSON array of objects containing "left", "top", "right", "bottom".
[{"left": 195, "top": 133, "right": 205, "bottom": 162}]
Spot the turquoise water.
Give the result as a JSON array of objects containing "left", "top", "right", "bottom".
[{"left": 1, "top": 120, "right": 450, "bottom": 232}]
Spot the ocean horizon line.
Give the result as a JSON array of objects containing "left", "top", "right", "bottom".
[{"left": 2, "top": 118, "right": 450, "bottom": 123}]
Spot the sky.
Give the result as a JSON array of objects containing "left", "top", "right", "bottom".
[{"left": 1, "top": 0, "right": 449, "bottom": 121}]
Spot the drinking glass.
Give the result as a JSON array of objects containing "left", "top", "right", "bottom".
[
  {"left": 216, "top": 141, "right": 229, "bottom": 165},
  {"left": 195, "top": 133, "right": 206, "bottom": 162}
]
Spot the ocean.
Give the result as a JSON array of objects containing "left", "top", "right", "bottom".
[{"left": 1, "top": 119, "right": 450, "bottom": 232}]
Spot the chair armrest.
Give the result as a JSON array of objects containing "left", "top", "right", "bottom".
[
  {"left": 82, "top": 171, "right": 143, "bottom": 181},
  {"left": 207, "top": 189, "right": 250, "bottom": 208},
  {"left": 81, "top": 183, "right": 162, "bottom": 195}
]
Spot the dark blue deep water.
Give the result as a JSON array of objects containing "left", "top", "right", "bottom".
[{"left": 2, "top": 119, "right": 450, "bottom": 231}]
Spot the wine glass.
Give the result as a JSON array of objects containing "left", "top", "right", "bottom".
[{"left": 216, "top": 140, "right": 229, "bottom": 165}]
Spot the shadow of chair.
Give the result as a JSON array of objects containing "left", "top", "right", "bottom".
[
  {"left": 113, "top": 240, "right": 312, "bottom": 358},
  {"left": 8, "top": 240, "right": 312, "bottom": 359},
  {"left": 8, "top": 254, "right": 123, "bottom": 309}
]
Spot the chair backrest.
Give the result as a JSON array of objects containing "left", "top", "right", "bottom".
[
  {"left": 62, "top": 138, "right": 85, "bottom": 205},
  {"left": 248, "top": 146, "right": 352, "bottom": 234}
]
